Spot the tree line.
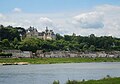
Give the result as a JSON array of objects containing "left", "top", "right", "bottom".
[{"left": 0, "top": 25, "right": 120, "bottom": 52}]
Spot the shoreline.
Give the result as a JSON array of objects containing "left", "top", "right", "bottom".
[
  {"left": 1, "top": 61, "right": 120, "bottom": 65},
  {"left": 53, "top": 77, "right": 120, "bottom": 84},
  {"left": 0, "top": 62, "right": 29, "bottom": 65},
  {"left": 0, "top": 57, "right": 120, "bottom": 64}
]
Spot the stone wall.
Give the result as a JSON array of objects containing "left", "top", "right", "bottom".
[
  {"left": 2, "top": 50, "right": 32, "bottom": 58},
  {"left": 2, "top": 50, "right": 120, "bottom": 58}
]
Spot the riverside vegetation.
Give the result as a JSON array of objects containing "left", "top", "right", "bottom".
[
  {"left": 0, "top": 57, "right": 120, "bottom": 64},
  {"left": 53, "top": 77, "right": 120, "bottom": 84},
  {"left": 0, "top": 25, "right": 120, "bottom": 53}
]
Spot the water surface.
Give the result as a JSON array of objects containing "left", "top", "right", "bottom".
[{"left": 0, "top": 62, "right": 120, "bottom": 84}]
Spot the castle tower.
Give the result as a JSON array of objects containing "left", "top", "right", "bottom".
[{"left": 45, "top": 26, "right": 48, "bottom": 33}]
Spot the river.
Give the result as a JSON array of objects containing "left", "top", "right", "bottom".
[{"left": 0, "top": 62, "right": 120, "bottom": 84}]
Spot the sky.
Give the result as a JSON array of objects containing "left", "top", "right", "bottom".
[{"left": 0, "top": 0, "right": 120, "bottom": 37}]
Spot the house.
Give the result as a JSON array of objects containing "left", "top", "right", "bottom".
[
  {"left": 36, "top": 50, "right": 44, "bottom": 58},
  {"left": 50, "top": 51, "right": 66, "bottom": 58},
  {"left": 22, "top": 51, "right": 33, "bottom": 58}
]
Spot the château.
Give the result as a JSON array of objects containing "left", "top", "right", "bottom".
[{"left": 26, "top": 26, "right": 56, "bottom": 40}]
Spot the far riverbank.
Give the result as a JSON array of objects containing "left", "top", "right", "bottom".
[{"left": 0, "top": 57, "right": 120, "bottom": 64}]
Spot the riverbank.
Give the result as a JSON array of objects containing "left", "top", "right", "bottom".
[
  {"left": 67, "top": 77, "right": 120, "bottom": 84},
  {"left": 0, "top": 62, "right": 29, "bottom": 65},
  {"left": 0, "top": 57, "right": 120, "bottom": 64},
  {"left": 53, "top": 77, "right": 120, "bottom": 84}
]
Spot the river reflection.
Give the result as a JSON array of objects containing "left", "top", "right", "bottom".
[{"left": 0, "top": 62, "right": 120, "bottom": 84}]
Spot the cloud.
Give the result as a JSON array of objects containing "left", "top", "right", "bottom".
[
  {"left": 95, "top": 4, "right": 120, "bottom": 13},
  {"left": 69, "top": 4, "right": 120, "bottom": 37},
  {"left": 73, "top": 12, "right": 104, "bottom": 29},
  {"left": 0, "top": 13, "right": 4, "bottom": 18},
  {"left": 0, "top": 4, "right": 120, "bottom": 37},
  {"left": 95, "top": 5, "right": 120, "bottom": 37},
  {"left": 38, "top": 17, "right": 54, "bottom": 27},
  {"left": 0, "top": 13, "right": 58, "bottom": 33},
  {"left": 13, "top": 8, "right": 22, "bottom": 13},
  {"left": 0, "top": 13, "right": 6, "bottom": 19}
]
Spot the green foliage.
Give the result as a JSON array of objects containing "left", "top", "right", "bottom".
[
  {"left": 0, "top": 25, "right": 26, "bottom": 41},
  {"left": 18, "top": 38, "right": 40, "bottom": 52},
  {"left": 0, "top": 53, "right": 12, "bottom": 56},
  {"left": 53, "top": 80, "right": 60, "bottom": 84},
  {"left": 65, "top": 77, "right": 120, "bottom": 84},
  {"left": 2, "top": 39, "right": 10, "bottom": 47},
  {"left": 12, "top": 38, "right": 19, "bottom": 49},
  {"left": 0, "top": 57, "right": 120, "bottom": 64},
  {"left": 0, "top": 25, "right": 120, "bottom": 52},
  {"left": 64, "top": 35, "right": 72, "bottom": 41},
  {"left": 83, "top": 44, "right": 89, "bottom": 51},
  {"left": 13, "top": 38, "right": 19, "bottom": 45},
  {"left": 89, "top": 45, "right": 96, "bottom": 51},
  {"left": 56, "top": 33, "right": 63, "bottom": 40}
]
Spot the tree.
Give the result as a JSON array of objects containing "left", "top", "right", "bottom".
[
  {"left": 56, "top": 33, "right": 63, "bottom": 40},
  {"left": 64, "top": 35, "right": 72, "bottom": 41},
  {"left": 89, "top": 45, "right": 96, "bottom": 51},
  {"left": 90, "top": 34, "right": 95, "bottom": 38},
  {"left": 12, "top": 38, "right": 19, "bottom": 49},
  {"left": 0, "top": 25, "right": 25, "bottom": 41},
  {"left": 52, "top": 39, "right": 67, "bottom": 50},
  {"left": 82, "top": 44, "right": 89, "bottom": 51},
  {"left": 18, "top": 38, "right": 39, "bottom": 52},
  {"left": 2, "top": 39, "right": 10, "bottom": 47},
  {"left": 13, "top": 38, "right": 19, "bottom": 45}
]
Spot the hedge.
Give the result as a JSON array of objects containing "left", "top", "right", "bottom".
[{"left": 0, "top": 53, "right": 12, "bottom": 56}]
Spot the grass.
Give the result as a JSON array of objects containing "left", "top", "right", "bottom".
[
  {"left": 65, "top": 77, "right": 120, "bottom": 84},
  {"left": 0, "top": 57, "right": 120, "bottom": 64}
]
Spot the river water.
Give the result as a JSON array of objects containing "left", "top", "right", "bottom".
[{"left": 0, "top": 62, "right": 120, "bottom": 84}]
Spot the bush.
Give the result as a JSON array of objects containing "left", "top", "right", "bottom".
[
  {"left": 0, "top": 53, "right": 12, "bottom": 56},
  {"left": 53, "top": 80, "right": 60, "bottom": 84}
]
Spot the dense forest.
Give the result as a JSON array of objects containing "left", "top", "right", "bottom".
[{"left": 0, "top": 25, "right": 120, "bottom": 52}]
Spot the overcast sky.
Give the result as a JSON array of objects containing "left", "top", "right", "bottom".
[{"left": 0, "top": 0, "right": 120, "bottom": 37}]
